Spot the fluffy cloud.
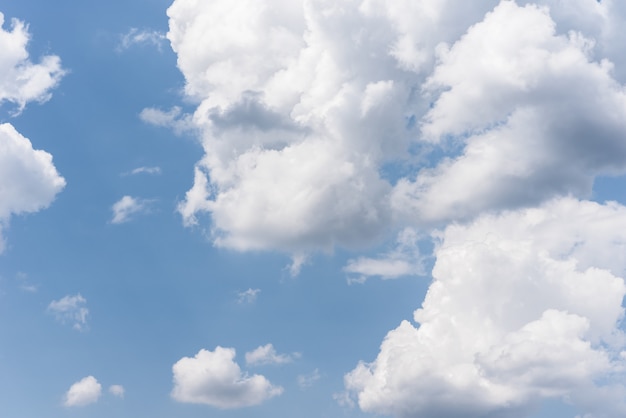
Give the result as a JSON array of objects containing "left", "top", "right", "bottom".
[
  {"left": 64, "top": 376, "right": 101, "bottom": 407},
  {"left": 171, "top": 347, "right": 283, "bottom": 409},
  {"left": 344, "top": 197, "right": 626, "bottom": 418},
  {"left": 110, "top": 195, "right": 151, "bottom": 224},
  {"left": 47, "top": 294, "right": 89, "bottom": 331},
  {"left": 0, "top": 12, "right": 65, "bottom": 112},
  {"left": 164, "top": 0, "right": 626, "bottom": 260},
  {"left": 0, "top": 13, "right": 65, "bottom": 253},
  {"left": 245, "top": 344, "right": 297, "bottom": 366}
]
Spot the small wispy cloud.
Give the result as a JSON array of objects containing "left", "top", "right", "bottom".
[
  {"left": 122, "top": 166, "right": 161, "bottom": 176},
  {"left": 237, "top": 288, "right": 260, "bottom": 304},
  {"left": 16, "top": 271, "right": 37, "bottom": 292},
  {"left": 245, "top": 344, "right": 300, "bottom": 366},
  {"left": 297, "top": 369, "right": 321, "bottom": 389},
  {"left": 139, "top": 106, "right": 194, "bottom": 136},
  {"left": 118, "top": 28, "right": 166, "bottom": 51},
  {"left": 109, "top": 385, "right": 125, "bottom": 399},
  {"left": 111, "top": 196, "right": 152, "bottom": 224},
  {"left": 48, "top": 294, "right": 89, "bottom": 331}
]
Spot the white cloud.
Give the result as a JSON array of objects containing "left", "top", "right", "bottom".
[
  {"left": 47, "top": 294, "right": 89, "bottom": 331},
  {"left": 0, "top": 123, "right": 65, "bottom": 253},
  {"left": 125, "top": 166, "right": 161, "bottom": 176},
  {"left": 110, "top": 195, "right": 151, "bottom": 224},
  {"left": 245, "top": 344, "right": 298, "bottom": 366},
  {"left": 171, "top": 346, "right": 283, "bottom": 409},
  {"left": 237, "top": 288, "right": 260, "bottom": 304},
  {"left": 118, "top": 28, "right": 166, "bottom": 51},
  {"left": 0, "top": 12, "right": 65, "bottom": 113},
  {"left": 344, "top": 228, "right": 425, "bottom": 281},
  {"left": 139, "top": 106, "right": 194, "bottom": 136},
  {"left": 108, "top": 385, "right": 125, "bottom": 398},
  {"left": 297, "top": 369, "right": 320, "bottom": 389},
  {"left": 345, "top": 197, "right": 626, "bottom": 418},
  {"left": 64, "top": 376, "right": 101, "bottom": 407}
]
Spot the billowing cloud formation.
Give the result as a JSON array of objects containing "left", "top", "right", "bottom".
[
  {"left": 345, "top": 197, "right": 626, "bottom": 418},
  {"left": 171, "top": 347, "right": 283, "bottom": 409},
  {"left": 0, "top": 12, "right": 65, "bottom": 112},
  {"left": 166, "top": 0, "right": 626, "bottom": 258},
  {"left": 245, "top": 344, "right": 297, "bottom": 366},
  {"left": 47, "top": 294, "right": 89, "bottom": 331},
  {"left": 64, "top": 376, "right": 101, "bottom": 407}
]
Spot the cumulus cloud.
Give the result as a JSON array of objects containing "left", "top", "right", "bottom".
[
  {"left": 47, "top": 294, "right": 89, "bottom": 331},
  {"left": 172, "top": 347, "right": 283, "bottom": 409},
  {"left": 64, "top": 376, "right": 101, "bottom": 407},
  {"left": 345, "top": 197, "right": 626, "bottom": 418},
  {"left": 237, "top": 288, "right": 260, "bottom": 304},
  {"left": 0, "top": 12, "right": 65, "bottom": 113},
  {"left": 110, "top": 195, "right": 151, "bottom": 224},
  {"left": 245, "top": 344, "right": 298, "bottom": 366},
  {"left": 108, "top": 384, "right": 125, "bottom": 398}
]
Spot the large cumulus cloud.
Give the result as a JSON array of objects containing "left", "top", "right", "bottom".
[{"left": 345, "top": 197, "right": 626, "bottom": 418}]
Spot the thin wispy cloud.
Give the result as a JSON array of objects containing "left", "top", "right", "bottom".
[
  {"left": 110, "top": 196, "right": 152, "bottom": 224},
  {"left": 236, "top": 288, "right": 260, "bottom": 304},
  {"left": 118, "top": 28, "right": 166, "bottom": 51},
  {"left": 47, "top": 294, "right": 89, "bottom": 331}
]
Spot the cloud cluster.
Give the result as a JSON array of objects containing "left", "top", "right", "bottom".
[
  {"left": 47, "top": 294, "right": 89, "bottom": 331},
  {"left": 345, "top": 197, "right": 626, "bottom": 417},
  {"left": 171, "top": 347, "right": 283, "bottom": 409},
  {"left": 0, "top": 13, "right": 65, "bottom": 253},
  {"left": 166, "top": 0, "right": 626, "bottom": 258}
]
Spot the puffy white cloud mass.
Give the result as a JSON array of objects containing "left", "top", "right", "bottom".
[
  {"left": 47, "top": 294, "right": 89, "bottom": 331},
  {"left": 171, "top": 346, "right": 283, "bottom": 409},
  {"left": 64, "top": 376, "right": 102, "bottom": 407},
  {"left": 0, "top": 12, "right": 65, "bottom": 113},
  {"left": 245, "top": 344, "right": 297, "bottom": 366},
  {"left": 344, "top": 197, "right": 626, "bottom": 418},
  {"left": 165, "top": 0, "right": 626, "bottom": 257},
  {"left": 0, "top": 123, "right": 65, "bottom": 252}
]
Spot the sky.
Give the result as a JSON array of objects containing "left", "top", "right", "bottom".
[{"left": 2, "top": 0, "right": 626, "bottom": 417}]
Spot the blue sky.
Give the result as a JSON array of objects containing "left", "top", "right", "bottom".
[{"left": 2, "top": 1, "right": 626, "bottom": 417}]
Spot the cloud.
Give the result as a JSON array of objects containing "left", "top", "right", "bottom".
[
  {"left": 0, "top": 12, "right": 66, "bottom": 113},
  {"left": 124, "top": 166, "right": 161, "bottom": 176},
  {"left": 110, "top": 195, "right": 151, "bottom": 224},
  {"left": 344, "top": 197, "right": 626, "bottom": 418},
  {"left": 118, "top": 28, "right": 167, "bottom": 51},
  {"left": 237, "top": 288, "right": 260, "bottom": 304},
  {"left": 171, "top": 346, "right": 283, "bottom": 409},
  {"left": 0, "top": 123, "right": 66, "bottom": 253},
  {"left": 344, "top": 228, "right": 425, "bottom": 281},
  {"left": 139, "top": 106, "right": 194, "bottom": 136},
  {"left": 64, "top": 376, "right": 101, "bottom": 407},
  {"left": 47, "top": 294, "right": 89, "bottom": 331},
  {"left": 245, "top": 344, "right": 298, "bottom": 366},
  {"left": 297, "top": 369, "right": 320, "bottom": 389},
  {"left": 108, "top": 385, "right": 125, "bottom": 398}
]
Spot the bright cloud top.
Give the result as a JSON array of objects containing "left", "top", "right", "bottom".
[
  {"left": 166, "top": 0, "right": 626, "bottom": 259},
  {"left": 171, "top": 346, "right": 283, "bottom": 409},
  {"left": 47, "top": 294, "right": 89, "bottom": 331},
  {"left": 111, "top": 195, "right": 151, "bottom": 224},
  {"left": 0, "top": 12, "right": 65, "bottom": 113},
  {"left": 64, "top": 376, "right": 102, "bottom": 407},
  {"left": 345, "top": 197, "right": 626, "bottom": 418},
  {"left": 245, "top": 344, "right": 297, "bottom": 366}
]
